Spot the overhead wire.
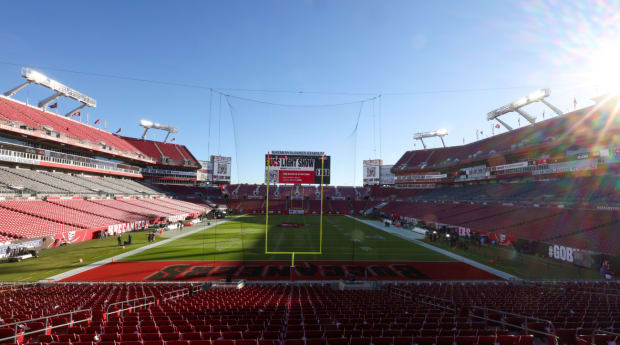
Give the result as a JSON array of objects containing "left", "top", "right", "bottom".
[
  {"left": 350, "top": 101, "right": 365, "bottom": 185},
  {"left": 0, "top": 60, "right": 580, "bottom": 98},
  {"left": 224, "top": 95, "right": 245, "bottom": 262},
  {"left": 212, "top": 90, "right": 379, "bottom": 108}
]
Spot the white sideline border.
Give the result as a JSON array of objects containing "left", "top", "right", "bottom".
[
  {"left": 346, "top": 215, "right": 516, "bottom": 280},
  {"left": 44, "top": 216, "right": 244, "bottom": 282}
]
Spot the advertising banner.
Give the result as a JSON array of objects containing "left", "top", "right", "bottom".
[
  {"left": 380, "top": 165, "right": 395, "bottom": 185},
  {"left": 363, "top": 159, "right": 382, "bottom": 185},
  {"left": 265, "top": 152, "right": 330, "bottom": 184},
  {"left": 211, "top": 156, "right": 231, "bottom": 183}
]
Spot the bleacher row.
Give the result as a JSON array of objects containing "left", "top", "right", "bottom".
[
  {"left": 0, "top": 96, "right": 200, "bottom": 167},
  {"left": 369, "top": 176, "right": 620, "bottom": 204},
  {"left": 223, "top": 186, "right": 370, "bottom": 201},
  {"left": 223, "top": 177, "right": 620, "bottom": 205},
  {"left": 223, "top": 193, "right": 619, "bottom": 255},
  {"left": 392, "top": 103, "right": 617, "bottom": 172},
  {"left": 0, "top": 97, "right": 139, "bottom": 155},
  {"left": 1, "top": 282, "right": 618, "bottom": 345},
  {"left": 219, "top": 175, "right": 620, "bottom": 207},
  {"left": 0, "top": 166, "right": 160, "bottom": 196},
  {"left": 0, "top": 197, "right": 209, "bottom": 242},
  {"left": 122, "top": 138, "right": 198, "bottom": 166},
  {"left": 225, "top": 199, "right": 380, "bottom": 215},
  {"left": 380, "top": 200, "right": 620, "bottom": 255}
]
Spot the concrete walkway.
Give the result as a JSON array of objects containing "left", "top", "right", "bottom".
[
  {"left": 347, "top": 215, "right": 516, "bottom": 280},
  {"left": 44, "top": 216, "right": 243, "bottom": 282}
]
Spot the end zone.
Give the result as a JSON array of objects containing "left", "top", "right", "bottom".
[{"left": 61, "top": 260, "right": 503, "bottom": 282}]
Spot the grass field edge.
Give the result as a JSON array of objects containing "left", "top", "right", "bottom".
[
  {"left": 345, "top": 215, "right": 516, "bottom": 280},
  {"left": 42, "top": 215, "right": 245, "bottom": 282}
]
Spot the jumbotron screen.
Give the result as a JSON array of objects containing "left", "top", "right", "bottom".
[{"left": 265, "top": 151, "right": 330, "bottom": 184}]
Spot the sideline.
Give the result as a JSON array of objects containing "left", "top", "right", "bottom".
[
  {"left": 346, "top": 215, "right": 516, "bottom": 280},
  {"left": 44, "top": 215, "right": 244, "bottom": 282}
]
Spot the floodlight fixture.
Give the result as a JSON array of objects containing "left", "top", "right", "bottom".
[
  {"left": 140, "top": 119, "right": 154, "bottom": 128},
  {"left": 413, "top": 129, "right": 449, "bottom": 149},
  {"left": 140, "top": 119, "right": 179, "bottom": 142},
  {"left": 4, "top": 68, "right": 96, "bottom": 117},
  {"left": 487, "top": 88, "right": 563, "bottom": 131}
]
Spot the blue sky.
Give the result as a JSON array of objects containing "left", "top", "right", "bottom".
[{"left": 1, "top": 0, "right": 619, "bottom": 185}]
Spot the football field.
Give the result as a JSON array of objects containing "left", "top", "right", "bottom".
[
  {"left": 61, "top": 215, "right": 505, "bottom": 281},
  {"left": 121, "top": 215, "right": 451, "bottom": 262}
]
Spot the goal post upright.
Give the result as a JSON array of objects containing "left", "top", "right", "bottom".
[
  {"left": 265, "top": 153, "right": 270, "bottom": 254},
  {"left": 264, "top": 151, "right": 326, "bottom": 267},
  {"left": 319, "top": 153, "right": 324, "bottom": 254}
]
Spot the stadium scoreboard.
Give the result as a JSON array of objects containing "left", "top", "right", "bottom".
[{"left": 265, "top": 151, "right": 330, "bottom": 184}]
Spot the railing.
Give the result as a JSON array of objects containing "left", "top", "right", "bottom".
[
  {"left": 388, "top": 286, "right": 414, "bottom": 300},
  {"left": 0, "top": 309, "right": 91, "bottom": 344},
  {"left": 538, "top": 283, "right": 620, "bottom": 305},
  {"left": 386, "top": 287, "right": 458, "bottom": 313},
  {"left": 104, "top": 295, "right": 156, "bottom": 317},
  {"left": 581, "top": 291, "right": 620, "bottom": 305},
  {"left": 161, "top": 288, "right": 191, "bottom": 303},
  {"left": 469, "top": 306, "right": 559, "bottom": 345},
  {"left": 0, "top": 282, "right": 37, "bottom": 290},
  {"left": 0, "top": 146, "right": 141, "bottom": 176},
  {"left": 416, "top": 294, "right": 457, "bottom": 312},
  {"left": 161, "top": 284, "right": 202, "bottom": 302},
  {"left": 578, "top": 330, "right": 620, "bottom": 345}
]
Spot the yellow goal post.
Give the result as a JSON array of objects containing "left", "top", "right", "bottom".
[{"left": 264, "top": 153, "right": 325, "bottom": 266}]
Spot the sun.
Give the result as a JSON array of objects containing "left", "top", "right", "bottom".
[{"left": 583, "top": 38, "right": 620, "bottom": 94}]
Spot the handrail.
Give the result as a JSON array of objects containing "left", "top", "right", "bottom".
[
  {"left": 591, "top": 330, "right": 620, "bottom": 336},
  {"left": 0, "top": 309, "right": 91, "bottom": 344},
  {"left": 161, "top": 288, "right": 190, "bottom": 303},
  {"left": 105, "top": 295, "right": 156, "bottom": 317},
  {"left": 577, "top": 329, "right": 620, "bottom": 344},
  {"left": 469, "top": 306, "right": 558, "bottom": 345},
  {"left": 387, "top": 289, "right": 458, "bottom": 312},
  {"left": 388, "top": 286, "right": 414, "bottom": 300},
  {"left": 416, "top": 294, "right": 457, "bottom": 312},
  {"left": 581, "top": 291, "right": 620, "bottom": 305},
  {"left": 418, "top": 294, "right": 454, "bottom": 304},
  {"left": 578, "top": 330, "right": 620, "bottom": 345}
]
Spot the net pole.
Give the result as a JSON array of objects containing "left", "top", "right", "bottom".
[
  {"left": 319, "top": 153, "right": 325, "bottom": 254},
  {"left": 265, "top": 153, "right": 270, "bottom": 253}
]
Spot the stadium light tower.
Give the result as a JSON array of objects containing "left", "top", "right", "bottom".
[
  {"left": 413, "top": 129, "right": 448, "bottom": 149},
  {"left": 487, "top": 88, "right": 563, "bottom": 131},
  {"left": 4, "top": 67, "right": 96, "bottom": 117},
  {"left": 140, "top": 119, "right": 179, "bottom": 142}
]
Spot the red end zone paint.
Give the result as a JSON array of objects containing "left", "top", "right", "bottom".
[{"left": 61, "top": 261, "right": 502, "bottom": 282}]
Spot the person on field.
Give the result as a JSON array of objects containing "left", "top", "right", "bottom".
[{"left": 600, "top": 260, "right": 613, "bottom": 280}]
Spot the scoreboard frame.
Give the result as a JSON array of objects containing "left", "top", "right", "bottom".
[{"left": 265, "top": 153, "right": 330, "bottom": 184}]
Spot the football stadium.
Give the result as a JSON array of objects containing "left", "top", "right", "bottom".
[{"left": 1, "top": 2, "right": 619, "bottom": 345}]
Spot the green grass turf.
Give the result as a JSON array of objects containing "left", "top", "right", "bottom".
[
  {"left": 122, "top": 215, "right": 452, "bottom": 262},
  {"left": 0, "top": 214, "right": 599, "bottom": 282},
  {"left": 0, "top": 232, "right": 162, "bottom": 282}
]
